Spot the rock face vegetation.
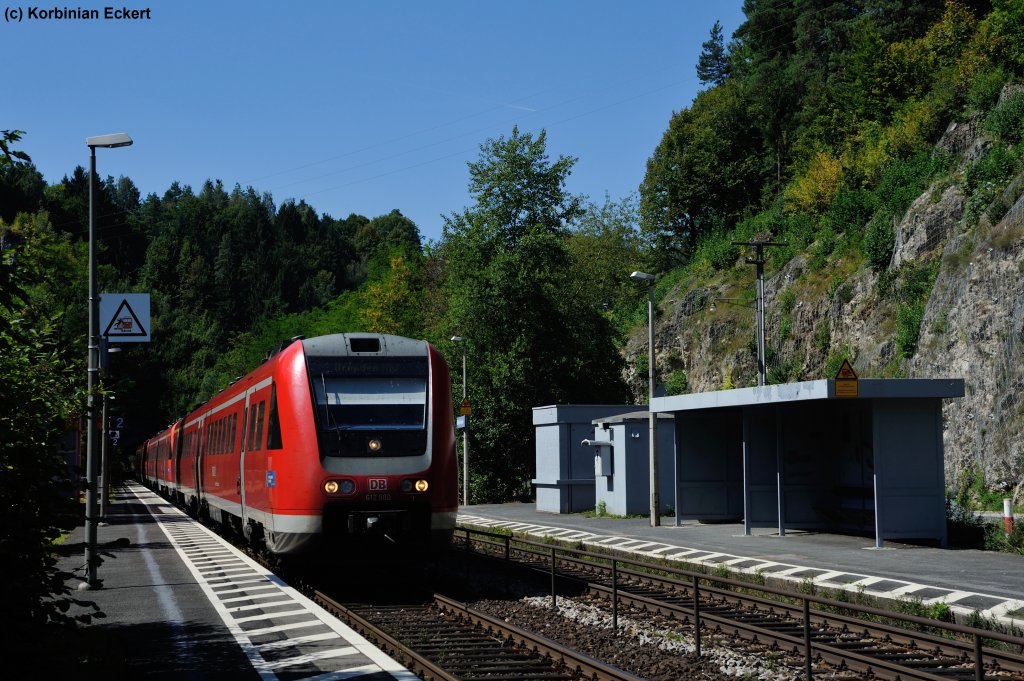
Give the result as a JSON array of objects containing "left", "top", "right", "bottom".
[{"left": 630, "top": 1, "right": 1024, "bottom": 506}]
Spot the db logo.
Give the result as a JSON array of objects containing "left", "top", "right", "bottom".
[{"left": 368, "top": 478, "right": 388, "bottom": 491}]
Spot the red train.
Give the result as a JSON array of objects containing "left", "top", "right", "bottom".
[{"left": 137, "top": 333, "right": 458, "bottom": 555}]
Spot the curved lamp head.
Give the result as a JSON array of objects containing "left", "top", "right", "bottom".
[
  {"left": 630, "top": 271, "right": 655, "bottom": 282},
  {"left": 86, "top": 133, "right": 133, "bottom": 149}
]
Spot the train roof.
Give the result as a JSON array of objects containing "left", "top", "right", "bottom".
[{"left": 301, "top": 333, "right": 428, "bottom": 358}]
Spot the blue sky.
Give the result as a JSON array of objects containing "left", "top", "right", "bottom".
[{"left": 7, "top": 1, "right": 745, "bottom": 243}]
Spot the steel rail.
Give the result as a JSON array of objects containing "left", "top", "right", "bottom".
[
  {"left": 315, "top": 587, "right": 645, "bottom": 681},
  {"left": 314, "top": 591, "right": 458, "bottom": 681},
  {"left": 457, "top": 527, "right": 1024, "bottom": 681},
  {"left": 433, "top": 593, "right": 648, "bottom": 681}
]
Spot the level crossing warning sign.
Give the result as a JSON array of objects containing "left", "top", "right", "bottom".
[
  {"left": 100, "top": 293, "right": 150, "bottom": 343},
  {"left": 834, "top": 359, "right": 858, "bottom": 398}
]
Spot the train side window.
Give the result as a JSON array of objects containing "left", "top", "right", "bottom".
[
  {"left": 229, "top": 413, "right": 236, "bottom": 453},
  {"left": 252, "top": 401, "right": 265, "bottom": 452},
  {"left": 267, "top": 385, "right": 282, "bottom": 450},
  {"left": 247, "top": 404, "right": 258, "bottom": 451}
]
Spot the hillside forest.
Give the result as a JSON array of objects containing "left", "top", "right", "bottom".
[{"left": 2, "top": 0, "right": 1024, "bottom": 658}]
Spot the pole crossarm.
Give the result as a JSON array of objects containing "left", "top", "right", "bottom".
[{"left": 730, "top": 240, "right": 787, "bottom": 387}]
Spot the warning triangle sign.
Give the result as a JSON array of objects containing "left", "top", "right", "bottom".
[
  {"left": 835, "top": 359, "right": 858, "bottom": 380},
  {"left": 103, "top": 298, "right": 148, "bottom": 337}
]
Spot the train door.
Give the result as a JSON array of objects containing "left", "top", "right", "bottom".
[
  {"left": 173, "top": 421, "right": 184, "bottom": 506},
  {"left": 194, "top": 419, "right": 203, "bottom": 513},
  {"left": 240, "top": 378, "right": 271, "bottom": 541}
]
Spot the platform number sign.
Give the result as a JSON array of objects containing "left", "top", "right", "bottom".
[{"left": 108, "top": 416, "right": 125, "bottom": 447}]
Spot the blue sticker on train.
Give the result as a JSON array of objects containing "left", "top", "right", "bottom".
[{"left": 266, "top": 470, "right": 276, "bottom": 488}]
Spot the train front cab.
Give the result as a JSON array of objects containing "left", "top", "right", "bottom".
[{"left": 270, "top": 334, "right": 457, "bottom": 556}]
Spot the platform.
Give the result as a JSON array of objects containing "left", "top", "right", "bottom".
[
  {"left": 458, "top": 503, "right": 1024, "bottom": 628},
  {"left": 57, "top": 482, "right": 417, "bottom": 680}
]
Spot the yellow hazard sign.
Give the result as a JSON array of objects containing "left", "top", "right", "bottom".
[
  {"left": 459, "top": 398, "right": 472, "bottom": 416},
  {"left": 834, "top": 359, "right": 858, "bottom": 397}
]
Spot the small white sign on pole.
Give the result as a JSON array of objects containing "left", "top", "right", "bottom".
[{"left": 100, "top": 293, "right": 151, "bottom": 343}]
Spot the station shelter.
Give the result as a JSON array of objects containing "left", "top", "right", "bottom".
[
  {"left": 650, "top": 378, "right": 964, "bottom": 547},
  {"left": 532, "top": 405, "right": 639, "bottom": 513}
]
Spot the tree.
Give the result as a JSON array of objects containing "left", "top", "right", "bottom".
[
  {"left": 565, "top": 194, "right": 644, "bottom": 317},
  {"left": 639, "top": 80, "right": 762, "bottom": 269},
  {"left": 0, "top": 137, "right": 99, "bottom": 665},
  {"left": 697, "top": 20, "right": 731, "bottom": 87},
  {"left": 440, "top": 128, "right": 626, "bottom": 503},
  {"left": 360, "top": 252, "right": 424, "bottom": 337}
]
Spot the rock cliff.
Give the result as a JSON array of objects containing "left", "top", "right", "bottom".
[{"left": 629, "top": 89, "right": 1024, "bottom": 505}]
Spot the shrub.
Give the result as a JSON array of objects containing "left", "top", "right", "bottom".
[
  {"left": 967, "top": 66, "right": 1010, "bottom": 112},
  {"left": 896, "top": 301, "right": 925, "bottom": 357},
  {"left": 779, "top": 288, "right": 796, "bottom": 314},
  {"left": 785, "top": 151, "right": 844, "bottom": 215},
  {"left": 664, "top": 369, "right": 689, "bottom": 396},
  {"left": 983, "top": 87, "right": 1024, "bottom": 142},
  {"left": 814, "top": 321, "right": 831, "bottom": 351},
  {"left": 823, "top": 188, "right": 878, "bottom": 238},
  {"left": 865, "top": 217, "right": 895, "bottom": 271},
  {"left": 694, "top": 229, "right": 738, "bottom": 270}
]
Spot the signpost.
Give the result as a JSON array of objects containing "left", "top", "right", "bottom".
[
  {"left": 100, "top": 293, "right": 151, "bottom": 343},
  {"left": 834, "top": 359, "right": 859, "bottom": 398}
]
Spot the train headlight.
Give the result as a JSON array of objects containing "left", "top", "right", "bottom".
[
  {"left": 401, "top": 479, "right": 429, "bottom": 493},
  {"left": 323, "top": 479, "right": 356, "bottom": 495},
  {"left": 367, "top": 438, "right": 382, "bottom": 453}
]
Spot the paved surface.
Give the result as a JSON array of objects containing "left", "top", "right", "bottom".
[
  {"left": 58, "top": 482, "right": 416, "bottom": 680},
  {"left": 458, "top": 503, "right": 1024, "bottom": 627}
]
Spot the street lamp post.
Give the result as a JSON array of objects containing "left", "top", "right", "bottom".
[
  {"left": 630, "top": 271, "right": 659, "bottom": 528},
  {"left": 82, "top": 133, "right": 132, "bottom": 590},
  {"left": 451, "top": 336, "right": 469, "bottom": 506}
]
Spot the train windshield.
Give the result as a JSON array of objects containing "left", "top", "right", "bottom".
[
  {"left": 307, "top": 356, "right": 429, "bottom": 434},
  {"left": 314, "top": 376, "right": 426, "bottom": 430}
]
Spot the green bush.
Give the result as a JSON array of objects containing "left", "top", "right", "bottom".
[
  {"left": 814, "top": 321, "right": 831, "bottom": 351},
  {"left": 779, "top": 288, "right": 796, "bottom": 313},
  {"left": 968, "top": 67, "right": 1011, "bottom": 112},
  {"left": 896, "top": 301, "right": 925, "bottom": 357},
  {"left": 984, "top": 89, "right": 1024, "bottom": 143},
  {"left": 664, "top": 369, "right": 689, "bottom": 395},
  {"left": 865, "top": 217, "right": 895, "bottom": 271},
  {"left": 696, "top": 229, "right": 739, "bottom": 270},
  {"left": 965, "top": 143, "right": 1022, "bottom": 223},
  {"left": 823, "top": 187, "right": 879, "bottom": 238},
  {"left": 985, "top": 520, "right": 1024, "bottom": 555},
  {"left": 967, "top": 143, "right": 1020, "bottom": 194}
]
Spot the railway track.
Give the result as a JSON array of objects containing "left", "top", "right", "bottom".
[
  {"left": 456, "top": 527, "right": 1024, "bottom": 681},
  {"left": 314, "top": 590, "right": 646, "bottom": 681}
]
